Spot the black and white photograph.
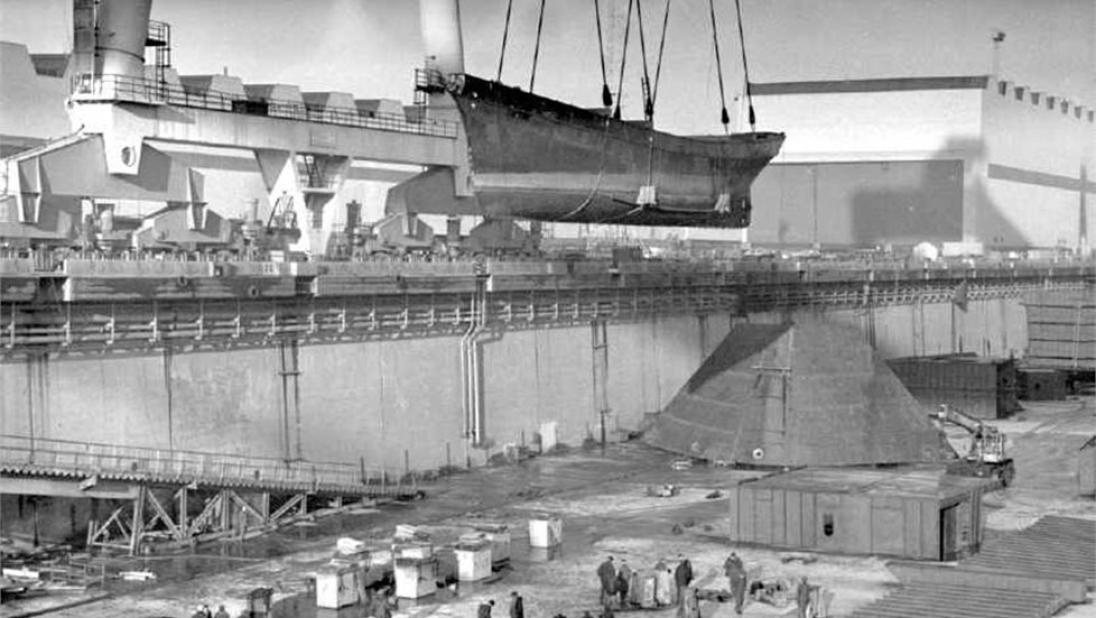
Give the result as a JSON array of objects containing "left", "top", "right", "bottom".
[{"left": 0, "top": 0, "right": 1093, "bottom": 616}]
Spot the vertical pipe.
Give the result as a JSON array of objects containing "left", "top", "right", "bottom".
[
  {"left": 419, "top": 0, "right": 466, "bottom": 75},
  {"left": 279, "top": 341, "right": 291, "bottom": 462},
  {"left": 71, "top": 0, "right": 97, "bottom": 82},
  {"left": 95, "top": 0, "right": 153, "bottom": 78},
  {"left": 291, "top": 339, "right": 302, "bottom": 461},
  {"left": 163, "top": 347, "right": 174, "bottom": 451}
]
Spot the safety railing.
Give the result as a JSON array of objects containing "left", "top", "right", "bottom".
[
  {"left": 69, "top": 73, "right": 458, "bottom": 139},
  {"left": 0, "top": 434, "right": 395, "bottom": 492}
]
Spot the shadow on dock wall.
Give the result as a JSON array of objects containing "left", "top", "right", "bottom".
[{"left": 752, "top": 136, "right": 1030, "bottom": 248}]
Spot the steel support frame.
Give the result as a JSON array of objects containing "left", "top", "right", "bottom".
[{"left": 84, "top": 483, "right": 364, "bottom": 555}]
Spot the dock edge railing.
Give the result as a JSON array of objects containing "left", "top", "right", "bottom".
[{"left": 0, "top": 434, "right": 413, "bottom": 494}]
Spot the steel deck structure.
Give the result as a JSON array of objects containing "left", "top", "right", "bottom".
[{"left": 2, "top": 258, "right": 1091, "bottom": 357}]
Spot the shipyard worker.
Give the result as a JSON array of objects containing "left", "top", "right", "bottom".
[
  {"left": 796, "top": 576, "right": 813, "bottom": 618},
  {"left": 674, "top": 553, "right": 694, "bottom": 594},
  {"left": 375, "top": 591, "right": 394, "bottom": 618},
  {"left": 510, "top": 591, "right": 525, "bottom": 618},
  {"left": 213, "top": 605, "right": 230, "bottom": 618},
  {"left": 677, "top": 587, "right": 701, "bottom": 618},
  {"left": 615, "top": 566, "right": 630, "bottom": 606},
  {"left": 597, "top": 556, "right": 617, "bottom": 604},
  {"left": 479, "top": 599, "right": 496, "bottom": 618},
  {"left": 724, "top": 552, "right": 747, "bottom": 615}
]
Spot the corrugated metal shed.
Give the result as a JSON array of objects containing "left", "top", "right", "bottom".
[
  {"left": 849, "top": 582, "right": 1068, "bottom": 618},
  {"left": 887, "top": 353, "right": 1019, "bottom": 419},
  {"left": 728, "top": 467, "right": 993, "bottom": 560},
  {"left": 1023, "top": 290, "right": 1096, "bottom": 370}
]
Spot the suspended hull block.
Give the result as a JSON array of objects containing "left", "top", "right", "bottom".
[
  {"left": 643, "top": 319, "right": 957, "bottom": 467},
  {"left": 440, "top": 74, "right": 783, "bottom": 226}
]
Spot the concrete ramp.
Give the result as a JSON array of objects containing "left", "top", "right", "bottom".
[
  {"left": 848, "top": 582, "right": 1069, "bottom": 618},
  {"left": 643, "top": 320, "right": 954, "bottom": 466}
]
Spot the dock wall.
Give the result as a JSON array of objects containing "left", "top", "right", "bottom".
[{"left": 0, "top": 296, "right": 1026, "bottom": 474}]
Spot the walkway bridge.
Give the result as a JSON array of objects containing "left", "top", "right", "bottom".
[{"left": 0, "top": 434, "right": 422, "bottom": 554}]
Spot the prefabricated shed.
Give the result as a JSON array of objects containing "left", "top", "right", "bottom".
[
  {"left": 887, "top": 354, "right": 1019, "bottom": 419},
  {"left": 728, "top": 467, "right": 994, "bottom": 561}
]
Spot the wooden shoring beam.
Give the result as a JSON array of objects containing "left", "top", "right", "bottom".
[
  {"left": 189, "top": 491, "right": 223, "bottom": 535},
  {"left": 226, "top": 489, "right": 266, "bottom": 525},
  {"left": 175, "top": 486, "right": 189, "bottom": 538},
  {"left": 269, "top": 493, "right": 305, "bottom": 522},
  {"left": 130, "top": 485, "right": 146, "bottom": 555},
  {"left": 87, "top": 504, "right": 131, "bottom": 551},
  {"left": 143, "top": 487, "right": 183, "bottom": 540}
]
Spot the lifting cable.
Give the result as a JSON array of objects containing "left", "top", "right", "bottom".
[
  {"left": 707, "top": 0, "right": 730, "bottom": 131},
  {"left": 733, "top": 0, "right": 757, "bottom": 131},
  {"left": 650, "top": 0, "right": 671, "bottom": 111},
  {"left": 496, "top": 0, "right": 515, "bottom": 81},
  {"left": 612, "top": 0, "right": 635, "bottom": 120},
  {"left": 593, "top": 0, "right": 613, "bottom": 107},
  {"left": 529, "top": 0, "right": 548, "bottom": 92},
  {"left": 634, "top": 0, "right": 654, "bottom": 121}
]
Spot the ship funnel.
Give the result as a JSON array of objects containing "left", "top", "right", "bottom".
[
  {"left": 419, "top": 0, "right": 465, "bottom": 75},
  {"left": 95, "top": 0, "right": 153, "bottom": 78}
]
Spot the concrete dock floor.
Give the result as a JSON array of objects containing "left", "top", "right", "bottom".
[{"left": 3, "top": 399, "right": 1093, "bottom": 618}]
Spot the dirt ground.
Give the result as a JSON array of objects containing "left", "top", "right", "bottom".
[{"left": 3, "top": 397, "right": 1093, "bottom": 618}]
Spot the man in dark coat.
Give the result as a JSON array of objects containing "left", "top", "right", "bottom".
[
  {"left": 674, "top": 553, "right": 694, "bottom": 602},
  {"left": 479, "top": 599, "right": 496, "bottom": 618},
  {"left": 618, "top": 559, "right": 634, "bottom": 607},
  {"left": 615, "top": 568, "right": 630, "bottom": 607},
  {"left": 596, "top": 556, "right": 617, "bottom": 605},
  {"left": 510, "top": 591, "right": 525, "bottom": 618},
  {"left": 796, "top": 576, "right": 812, "bottom": 618},
  {"left": 723, "top": 552, "right": 747, "bottom": 615}
]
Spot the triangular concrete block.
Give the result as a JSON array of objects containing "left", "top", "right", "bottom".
[{"left": 644, "top": 318, "right": 955, "bottom": 466}]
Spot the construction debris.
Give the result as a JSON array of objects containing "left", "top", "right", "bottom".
[
  {"left": 118, "top": 570, "right": 157, "bottom": 581},
  {"left": 645, "top": 484, "right": 679, "bottom": 498},
  {"left": 335, "top": 537, "right": 368, "bottom": 555}
]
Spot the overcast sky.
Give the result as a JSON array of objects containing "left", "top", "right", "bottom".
[{"left": 2, "top": 0, "right": 1093, "bottom": 135}]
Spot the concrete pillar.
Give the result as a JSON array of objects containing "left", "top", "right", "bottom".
[{"left": 420, "top": 0, "right": 465, "bottom": 75}]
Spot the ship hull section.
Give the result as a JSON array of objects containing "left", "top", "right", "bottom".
[{"left": 449, "top": 74, "right": 784, "bottom": 227}]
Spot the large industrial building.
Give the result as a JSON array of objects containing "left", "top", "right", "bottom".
[{"left": 750, "top": 75, "right": 1095, "bottom": 252}]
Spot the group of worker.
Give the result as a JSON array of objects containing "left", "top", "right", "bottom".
[
  {"left": 725, "top": 551, "right": 820, "bottom": 618},
  {"left": 188, "top": 605, "right": 229, "bottom": 618},
  {"left": 478, "top": 591, "right": 525, "bottom": 618},
  {"left": 590, "top": 552, "right": 819, "bottom": 618},
  {"left": 595, "top": 554, "right": 701, "bottom": 616}
]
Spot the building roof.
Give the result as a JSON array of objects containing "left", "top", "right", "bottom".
[
  {"left": 743, "top": 465, "right": 994, "bottom": 499},
  {"left": 752, "top": 75, "right": 990, "bottom": 96}
]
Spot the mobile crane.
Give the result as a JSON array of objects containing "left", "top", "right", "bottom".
[{"left": 931, "top": 404, "right": 1016, "bottom": 488}]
